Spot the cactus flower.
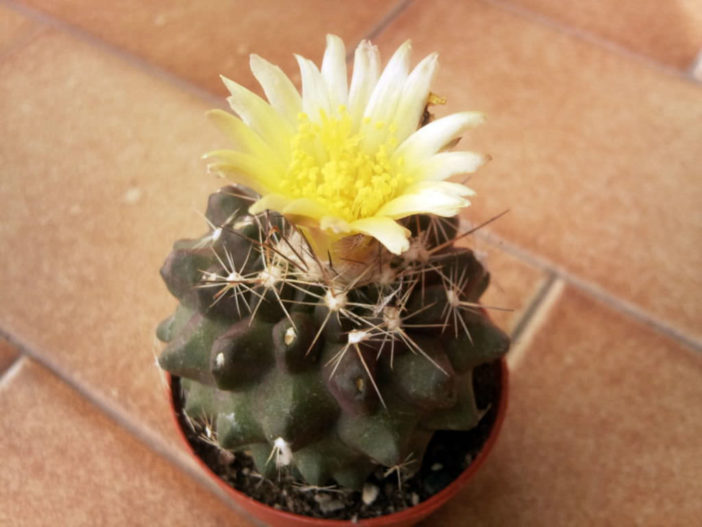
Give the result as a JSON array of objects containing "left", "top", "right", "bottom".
[{"left": 205, "top": 35, "right": 487, "bottom": 255}]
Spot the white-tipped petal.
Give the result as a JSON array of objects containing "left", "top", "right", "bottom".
[
  {"left": 321, "top": 34, "right": 348, "bottom": 110},
  {"left": 393, "top": 53, "right": 438, "bottom": 143},
  {"left": 411, "top": 151, "right": 488, "bottom": 181},
  {"left": 350, "top": 216, "right": 411, "bottom": 255},
  {"left": 249, "top": 54, "right": 302, "bottom": 125},
  {"left": 376, "top": 181, "right": 473, "bottom": 219},
  {"left": 295, "top": 54, "right": 333, "bottom": 120},
  {"left": 394, "top": 111, "right": 484, "bottom": 164},
  {"left": 348, "top": 40, "right": 380, "bottom": 125},
  {"left": 363, "top": 39, "right": 411, "bottom": 124},
  {"left": 220, "top": 76, "right": 293, "bottom": 155}
]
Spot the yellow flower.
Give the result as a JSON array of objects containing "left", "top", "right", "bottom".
[{"left": 205, "top": 35, "right": 486, "bottom": 255}]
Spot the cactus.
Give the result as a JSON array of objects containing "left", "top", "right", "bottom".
[
  {"left": 156, "top": 33, "right": 510, "bottom": 496},
  {"left": 157, "top": 185, "right": 509, "bottom": 490}
]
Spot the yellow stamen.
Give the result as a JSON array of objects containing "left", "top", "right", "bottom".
[{"left": 280, "top": 108, "right": 409, "bottom": 222}]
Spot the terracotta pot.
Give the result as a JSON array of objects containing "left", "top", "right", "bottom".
[{"left": 167, "top": 358, "right": 508, "bottom": 526}]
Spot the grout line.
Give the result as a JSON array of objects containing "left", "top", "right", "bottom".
[
  {"left": 0, "top": 0, "right": 226, "bottom": 109},
  {"left": 480, "top": 0, "right": 700, "bottom": 85},
  {"left": 509, "top": 271, "right": 557, "bottom": 342},
  {"left": 0, "top": 325, "right": 259, "bottom": 523},
  {"left": 507, "top": 277, "right": 565, "bottom": 370},
  {"left": 473, "top": 227, "right": 702, "bottom": 353},
  {"left": 342, "top": 0, "right": 415, "bottom": 64},
  {"left": 0, "top": 23, "right": 48, "bottom": 63},
  {"left": 360, "top": 0, "right": 415, "bottom": 43}
]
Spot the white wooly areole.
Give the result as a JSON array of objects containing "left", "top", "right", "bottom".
[{"left": 271, "top": 437, "right": 293, "bottom": 468}]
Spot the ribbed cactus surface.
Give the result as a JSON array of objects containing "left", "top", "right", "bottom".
[{"left": 157, "top": 185, "right": 509, "bottom": 490}]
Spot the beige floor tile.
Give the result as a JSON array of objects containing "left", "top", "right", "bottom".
[
  {"left": 0, "top": 4, "right": 42, "bottom": 55},
  {"left": 376, "top": 0, "right": 702, "bottom": 340},
  {"left": 424, "top": 286, "right": 702, "bottom": 526},
  {"left": 505, "top": 0, "right": 702, "bottom": 70},
  {"left": 15, "top": 0, "right": 402, "bottom": 95},
  {"left": 0, "top": 29, "right": 225, "bottom": 446},
  {"left": 0, "top": 337, "right": 20, "bottom": 374},
  {"left": 0, "top": 359, "right": 251, "bottom": 526}
]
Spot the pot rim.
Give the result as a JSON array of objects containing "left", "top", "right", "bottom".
[{"left": 166, "top": 358, "right": 508, "bottom": 526}]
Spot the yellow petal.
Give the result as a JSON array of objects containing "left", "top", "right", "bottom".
[
  {"left": 220, "top": 75, "right": 293, "bottom": 155},
  {"left": 249, "top": 193, "right": 291, "bottom": 215},
  {"left": 283, "top": 198, "right": 334, "bottom": 220},
  {"left": 203, "top": 150, "right": 279, "bottom": 194},
  {"left": 250, "top": 195, "right": 335, "bottom": 227},
  {"left": 320, "top": 216, "right": 352, "bottom": 234},
  {"left": 249, "top": 54, "right": 302, "bottom": 126},
  {"left": 350, "top": 216, "right": 411, "bottom": 255},
  {"left": 206, "top": 109, "right": 285, "bottom": 166}
]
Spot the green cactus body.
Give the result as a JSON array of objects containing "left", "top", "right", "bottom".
[{"left": 157, "top": 185, "right": 509, "bottom": 490}]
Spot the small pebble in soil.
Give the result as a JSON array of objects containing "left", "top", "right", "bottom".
[
  {"left": 362, "top": 483, "right": 380, "bottom": 505},
  {"left": 314, "top": 493, "right": 346, "bottom": 514},
  {"left": 321, "top": 499, "right": 345, "bottom": 514}
]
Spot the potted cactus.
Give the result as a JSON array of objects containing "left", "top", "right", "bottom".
[{"left": 156, "top": 35, "right": 509, "bottom": 525}]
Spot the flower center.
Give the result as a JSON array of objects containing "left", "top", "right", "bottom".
[{"left": 281, "top": 108, "right": 407, "bottom": 222}]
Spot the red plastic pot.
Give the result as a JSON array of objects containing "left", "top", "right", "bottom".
[{"left": 167, "top": 358, "right": 508, "bottom": 526}]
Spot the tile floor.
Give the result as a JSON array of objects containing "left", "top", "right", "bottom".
[{"left": 0, "top": 1, "right": 700, "bottom": 525}]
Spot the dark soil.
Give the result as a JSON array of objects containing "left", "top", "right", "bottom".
[{"left": 171, "top": 360, "right": 502, "bottom": 521}]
